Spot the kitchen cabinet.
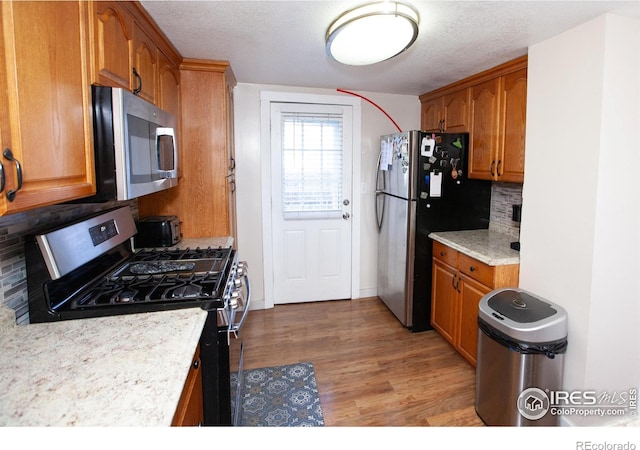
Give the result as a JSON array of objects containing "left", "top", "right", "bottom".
[
  {"left": 419, "top": 56, "right": 527, "bottom": 183},
  {"left": 172, "top": 344, "right": 204, "bottom": 426},
  {"left": 0, "top": 1, "right": 95, "bottom": 215},
  {"left": 138, "top": 59, "right": 237, "bottom": 239},
  {"left": 469, "top": 78, "right": 500, "bottom": 180},
  {"left": 420, "top": 88, "right": 470, "bottom": 133},
  {"left": 496, "top": 69, "right": 527, "bottom": 182},
  {"left": 90, "top": 1, "right": 181, "bottom": 108},
  {"left": 469, "top": 69, "right": 527, "bottom": 182},
  {"left": 431, "top": 241, "right": 519, "bottom": 366},
  {"left": 132, "top": 23, "right": 158, "bottom": 104},
  {"left": 91, "top": 1, "right": 133, "bottom": 90}
]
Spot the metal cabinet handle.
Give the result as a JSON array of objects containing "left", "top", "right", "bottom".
[
  {"left": 3, "top": 148, "right": 22, "bottom": 202},
  {"left": 440, "top": 251, "right": 446, "bottom": 257},
  {"left": 490, "top": 160, "right": 496, "bottom": 177},
  {"left": 0, "top": 160, "right": 4, "bottom": 193},
  {"left": 497, "top": 159, "right": 503, "bottom": 176},
  {"left": 451, "top": 273, "right": 457, "bottom": 290},
  {"left": 132, "top": 67, "right": 142, "bottom": 95},
  {"left": 469, "top": 266, "right": 476, "bottom": 272},
  {"left": 193, "top": 358, "right": 200, "bottom": 370}
]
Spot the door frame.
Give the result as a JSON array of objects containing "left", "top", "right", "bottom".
[{"left": 260, "top": 90, "right": 361, "bottom": 309}]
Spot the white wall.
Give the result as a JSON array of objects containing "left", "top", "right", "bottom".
[
  {"left": 520, "top": 14, "right": 640, "bottom": 426},
  {"left": 233, "top": 83, "right": 420, "bottom": 309}
]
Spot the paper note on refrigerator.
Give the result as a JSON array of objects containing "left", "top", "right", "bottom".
[
  {"left": 421, "top": 137, "right": 435, "bottom": 157},
  {"left": 430, "top": 171, "right": 442, "bottom": 197},
  {"left": 380, "top": 140, "right": 391, "bottom": 171}
]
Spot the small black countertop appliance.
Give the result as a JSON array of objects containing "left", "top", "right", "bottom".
[{"left": 134, "top": 215, "right": 182, "bottom": 248}]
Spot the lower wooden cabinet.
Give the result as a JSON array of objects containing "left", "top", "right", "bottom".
[
  {"left": 431, "top": 241, "right": 519, "bottom": 366},
  {"left": 172, "top": 344, "right": 203, "bottom": 426}
]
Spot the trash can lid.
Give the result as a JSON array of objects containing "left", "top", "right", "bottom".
[
  {"left": 478, "top": 288, "right": 568, "bottom": 343},
  {"left": 488, "top": 290, "right": 557, "bottom": 323}
]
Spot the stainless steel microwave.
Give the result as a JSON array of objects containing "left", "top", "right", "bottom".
[{"left": 87, "top": 85, "right": 178, "bottom": 202}]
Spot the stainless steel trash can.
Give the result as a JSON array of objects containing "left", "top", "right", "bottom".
[{"left": 475, "top": 287, "right": 568, "bottom": 426}]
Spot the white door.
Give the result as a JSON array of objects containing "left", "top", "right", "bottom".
[{"left": 270, "top": 102, "right": 352, "bottom": 304}]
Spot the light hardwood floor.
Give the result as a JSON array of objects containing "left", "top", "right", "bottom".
[{"left": 233, "top": 296, "right": 484, "bottom": 426}]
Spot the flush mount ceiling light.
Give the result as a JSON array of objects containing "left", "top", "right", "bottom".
[{"left": 326, "top": 1, "right": 419, "bottom": 66}]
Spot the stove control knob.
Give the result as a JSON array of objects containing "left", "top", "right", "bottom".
[
  {"left": 230, "top": 291, "right": 240, "bottom": 309},
  {"left": 237, "top": 261, "right": 248, "bottom": 277},
  {"left": 234, "top": 278, "right": 243, "bottom": 289}
]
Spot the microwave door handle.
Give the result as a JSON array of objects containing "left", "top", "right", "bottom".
[{"left": 156, "top": 127, "right": 178, "bottom": 178}]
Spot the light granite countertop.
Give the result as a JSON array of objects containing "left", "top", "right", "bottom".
[
  {"left": 0, "top": 236, "right": 233, "bottom": 426},
  {"left": 0, "top": 307, "right": 207, "bottom": 426},
  {"left": 429, "top": 229, "right": 520, "bottom": 266}
]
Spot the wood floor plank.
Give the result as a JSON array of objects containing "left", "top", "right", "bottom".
[{"left": 232, "top": 297, "right": 484, "bottom": 426}]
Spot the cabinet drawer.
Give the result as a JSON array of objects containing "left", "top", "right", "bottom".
[
  {"left": 458, "top": 253, "right": 494, "bottom": 287},
  {"left": 433, "top": 241, "right": 458, "bottom": 267}
]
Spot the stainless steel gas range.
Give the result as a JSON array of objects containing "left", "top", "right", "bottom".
[{"left": 24, "top": 206, "right": 250, "bottom": 426}]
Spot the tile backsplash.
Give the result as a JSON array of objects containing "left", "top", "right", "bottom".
[
  {"left": 0, "top": 201, "right": 138, "bottom": 325},
  {"left": 489, "top": 182, "right": 523, "bottom": 238}
]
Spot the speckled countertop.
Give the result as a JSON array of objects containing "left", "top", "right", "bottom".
[
  {"left": 0, "top": 236, "right": 232, "bottom": 426},
  {"left": 0, "top": 307, "right": 207, "bottom": 426},
  {"left": 429, "top": 229, "right": 520, "bottom": 266}
]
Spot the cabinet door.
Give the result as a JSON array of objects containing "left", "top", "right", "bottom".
[
  {"left": 158, "top": 53, "right": 180, "bottom": 118},
  {"left": 457, "top": 275, "right": 490, "bottom": 367},
  {"left": 132, "top": 24, "right": 157, "bottom": 104},
  {"left": 172, "top": 346, "right": 203, "bottom": 426},
  {"left": 0, "top": 1, "right": 94, "bottom": 214},
  {"left": 421, "top": 97, "right": 443, "bottom": 132},
  {"left": 431, "top": 259, "right": 458, "bottom": 345},
  {"left": 498, "top": 69, "right": 527, "bottom": 183},
  {"left": 443, "top": 88, "right": 470, "bottom": 133},
  {"left": 91, "top": 1, "right": 133, "bottom": 89},
  {"left": 455, "top": 275, "right": 491, "bottom": 366},
  {"left": 469, "top": 78, "right": 501, "bottom": 180}
]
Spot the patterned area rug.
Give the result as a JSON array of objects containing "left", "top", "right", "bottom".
[{"left": 231, "top": 362, "right": 324, "bottom": 427}]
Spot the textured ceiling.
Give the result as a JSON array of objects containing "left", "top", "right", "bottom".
[{"left": 141, "top": 1, "right": 640, "bottom": 95}]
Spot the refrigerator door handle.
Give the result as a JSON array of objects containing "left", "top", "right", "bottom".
[{"left": 375, "top": 149, "right": 386, "bottom": 231}]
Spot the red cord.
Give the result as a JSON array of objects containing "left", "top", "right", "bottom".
[{"left": 336, "top": 88, "right": 402, "bottom": 133}]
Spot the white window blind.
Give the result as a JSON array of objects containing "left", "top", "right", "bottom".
[{"left": 281, "top": 112, "right": 343, "bottom": 219}]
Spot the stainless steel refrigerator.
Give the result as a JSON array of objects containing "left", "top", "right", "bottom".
[{"left": 375, "top": 131, "right": 491, "bottom": 331}]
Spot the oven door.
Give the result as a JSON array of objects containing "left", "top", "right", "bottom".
[
  {"left": 200, "top": 262, "right": 251, "bottom": 426},
  {"left": 224, "top": 262, "right": 251, "bottom": 426}
]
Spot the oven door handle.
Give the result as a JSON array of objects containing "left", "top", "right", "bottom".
[{"left": 233, "top": 270, "right": 251, "bottom": 334}]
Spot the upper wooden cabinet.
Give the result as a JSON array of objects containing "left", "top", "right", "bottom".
[
  {"left": 132, "top": 23, "right": 158, "bottom": 103},
  {"left": 469, "top": 78, "right": 501, "bottom": 180},
  {"left": 497, "top": 69, "right": 527, "bottom": 182},
  {"left": 0, "top": 1, "right": 95, "bottom": 215},
  {"left": 421, "top": 88, "right": 470, "bottom": 133},
  {"left": 90, "top": 1, "right": 180, "bottom": 107},
  {"left": 420, "top": 56, "right": 527, "bottom": 183},
  {"left": 92, "top": 1, "right": 133, "bottom": 90}
]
